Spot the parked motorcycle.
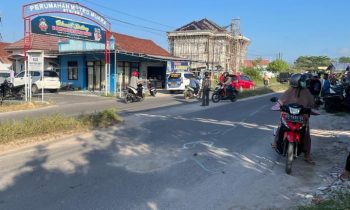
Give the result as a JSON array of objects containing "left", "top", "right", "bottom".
[
  {"left": 124, "top": 83, "right": 145, "bottom": 103},
  {"left": 323, "top": 83, "right": 346, "bottom": 113},
  {"left": 148, "top": 83, "right": 157, "bottom": 97},
  {"left": 0, "top": 80, "right": 24, "bottom": 104},
  {"left": 211, "top": 83, "right": 238, "bottom": 103},
  {"left": 184, "top": 85, "right": 201, "bottom": 100},
  {"left": 271, "top": 97, "right": 319, "bottom": 174}
]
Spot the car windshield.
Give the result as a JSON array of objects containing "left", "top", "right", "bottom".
[
  {"left": 44, "top": 71, "right": 58, "bottom": 77},
  {"left": 184, "top": 73, "right": 193, "bottom": 79}
]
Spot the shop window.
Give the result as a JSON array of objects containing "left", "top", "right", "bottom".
[{"left": 68, "top": 61, "right": 78, "bottom": 80}]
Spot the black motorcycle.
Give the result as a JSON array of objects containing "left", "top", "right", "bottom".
[
  {"left": 211, "top": 83, "right": 238, "bottom": 103},
  {"left": 148, "top": 83, "right": 157, "bottom": 97},
  {"left": 124, "top": 83, "right": 145, "bottom": 103},
  {"left": 323, "top": 83, "right": 346, "bottom": 113},
  {"left": 0, "top": 80, "right": 24, "bottom": 104}
]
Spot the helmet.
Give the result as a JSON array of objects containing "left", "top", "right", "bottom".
[
  {"left": 223, "top": 72, "right": 229, "bottom": 77},
  {"left": 289, "top": 73, "right": 307, "bottom": 88},
  {"left": 132, "top": 71, "right": 139, "bottom": 77},
  {"left": 204, "top": 71, "right": 209, "bottom": 77}
]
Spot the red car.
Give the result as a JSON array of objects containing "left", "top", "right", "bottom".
[{"left": 229, "top": 74, "right": 255, "bottom": 91}]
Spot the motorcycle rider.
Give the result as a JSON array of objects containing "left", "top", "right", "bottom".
[
  {"left": 129, "top": 71, "right": 142, "bottom": 97},
  {"left": 271, "top": 73, "right": 316, "bottom": 164},
  {"left": 222, "top": 72, "right": 233, "bottom": 97},
  {"left": 189, "top": 76, "right": 200, "bottom": 96}
]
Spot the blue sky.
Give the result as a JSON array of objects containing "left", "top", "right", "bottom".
[{"left": 1, "top": 0, "right": 349, "bottom": 62}]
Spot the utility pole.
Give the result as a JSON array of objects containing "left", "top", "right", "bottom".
[
  {"left": 0, "top": 13, "right": 2, "bottom": 41},
  {"left": 231, "top": 18, "right": 240, "bottom": 73}
]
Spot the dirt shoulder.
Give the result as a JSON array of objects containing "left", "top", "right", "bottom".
[{"left": 298, "top": 111, "right": 350, "bottom": 206}]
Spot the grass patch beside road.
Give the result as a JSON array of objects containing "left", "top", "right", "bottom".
[
  {"left": 0, "top": 108, "right": 122, "bottom": 145},
  {"left": 238, "top": 83, "right": 288, "bottom": 99},
  {"left": 299, "top": 193, "right": 350, "bottom": 210},
  {"left": 0, "top": 101, "right": 50, "bottom": 113}
]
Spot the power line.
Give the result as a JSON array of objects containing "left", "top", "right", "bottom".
[
  {"left": 80, "top": 0, "right": 175, "bottom": 29},
  {"left": 106, "top": 16, "right": 167, "bottom": 34}
]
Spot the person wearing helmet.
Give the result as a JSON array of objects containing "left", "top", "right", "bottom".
[
  {"left": 201, "top": 71, "right": 211, "bottom": 106},
  {"left": 129, "top": 71, "right": 139, "bottom": 89},
  {"left": 272, "top": 73, "right": 316, "bottom": 164},
  {"left": 222, "top": 71, "right": 233, "bottom": 97}
]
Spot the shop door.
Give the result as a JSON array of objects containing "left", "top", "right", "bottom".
[{"left": 87, "top": 61, "right": 105, "bottom": 91}]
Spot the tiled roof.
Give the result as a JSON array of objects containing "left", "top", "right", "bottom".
[
  {"left": 244, "top": 59, "right": 269, "bottom": 68},
  {"left": 0, "top": 42, "right": 11, "bottom": 64},
  {"left": 5, "top": 34, "right": 60, "bottom": 52},
  {"left": 111, "top": 32, "right": 170, "bottom": 57},
  {"left": 175, "top": 18, "right": 226, "bottom": 32},
  {"left": 6, "top": 33, "right": 171, "bottom": 57}
]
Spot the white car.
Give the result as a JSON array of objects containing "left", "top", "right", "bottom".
[
  {"left": 11, "top": 70, "right": 61, "bottom": 93},
  {"left": 166, "top": 72, "right": 194, "bottom": 93}
]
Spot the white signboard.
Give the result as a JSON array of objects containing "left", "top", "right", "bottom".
[{"left": 28, "top": 52, "right": 43, "bottom": 71}]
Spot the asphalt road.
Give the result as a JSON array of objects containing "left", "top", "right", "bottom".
[
  {"left": 0, "top": 92, "right": 189, "bottom": 122},
  {"left": 0, "top": 93, "right": 329, "bottom": 210}
]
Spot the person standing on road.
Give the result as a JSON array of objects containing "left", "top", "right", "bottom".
[
  {"left": 201, "top": 71, "right": 211, "bottom": 106},
  {"left": 263, "top": 73, "right": 270, "bottom": 87},
  {"left": 340, "top": 153, "right": 350, "bottom": 181}
]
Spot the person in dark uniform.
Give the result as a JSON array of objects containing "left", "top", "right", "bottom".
[
  {"left": 201, "top": 71, "right": 211, "bottom": 106},
  {"left": 340, "top": 153, "right": 350, "bottom": 181}
]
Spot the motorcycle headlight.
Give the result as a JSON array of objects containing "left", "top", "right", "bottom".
[{"left": 289, "top": 107, "right": 301, "bottom": 115}]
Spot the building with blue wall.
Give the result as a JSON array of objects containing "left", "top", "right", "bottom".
[{"left": 58, "top": 32, "right": 185, "bottom": 94}]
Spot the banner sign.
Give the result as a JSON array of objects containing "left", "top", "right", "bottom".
[
  {"left": 24, "top": 1, "right": 109, "bottom": 29},
  {"left": 167, "top": 61, "right": 190, "bottom": 73},
  {"left": 28, "top": 51, "right": 43, "bottom": 71},
  {"left": 31, "top": 16, "right": 105, "bottom": 43}
]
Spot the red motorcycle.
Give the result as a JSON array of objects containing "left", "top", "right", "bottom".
[{"left": 271, "top": 97, "right": 319, "bottom": 174}]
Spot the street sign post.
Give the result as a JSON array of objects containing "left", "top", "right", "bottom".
[{"left": 27, "top": 50, "right": 44, "bottom": 102}]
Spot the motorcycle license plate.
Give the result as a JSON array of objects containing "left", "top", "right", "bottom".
[{"left": 286, "top": 115, "right": 304, "bottom": 122}]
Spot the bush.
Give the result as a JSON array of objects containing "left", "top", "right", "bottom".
[{"left": 242, "top": 67, "right": 262, "bottom": 82}]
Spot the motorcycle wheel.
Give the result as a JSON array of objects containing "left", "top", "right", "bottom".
[
  {"left": 124, "top": 93, "right": 133, "bottom": 104},
  {"left": 230, "top": 93, "right": 237, "bottom": 102},
  {"left": 324, "top": 101, "right": 334, "bottom": 113},
  {"left": 211, "top": 93, "right": 220, "bottom": 103},
  {"left": 286, "top": 142, "right": 294, "bottom": 175},
  {"left": 184, "top": 91, "right": 193, "bottom": 100}
]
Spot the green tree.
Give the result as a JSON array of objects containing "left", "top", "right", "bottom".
[
  {"left": 339, "top": 57, "right": 350, "bottom": 63},
  {"left": 267, "top": 59, "right": 289, "bottom": 73},
  {"left": 242, "top": 67, "right": 260, "bottom": 81},
  {"left": 294, "top": 56, "right": 331, "bottom": 71}
]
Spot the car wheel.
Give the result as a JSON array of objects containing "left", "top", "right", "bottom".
[{"left": 49, "top": 89, "right": 58, "bottom": 93}]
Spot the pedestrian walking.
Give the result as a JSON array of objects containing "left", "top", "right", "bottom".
[{"left": 201, "top": 71, "right": 211, "bottom": 106}]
